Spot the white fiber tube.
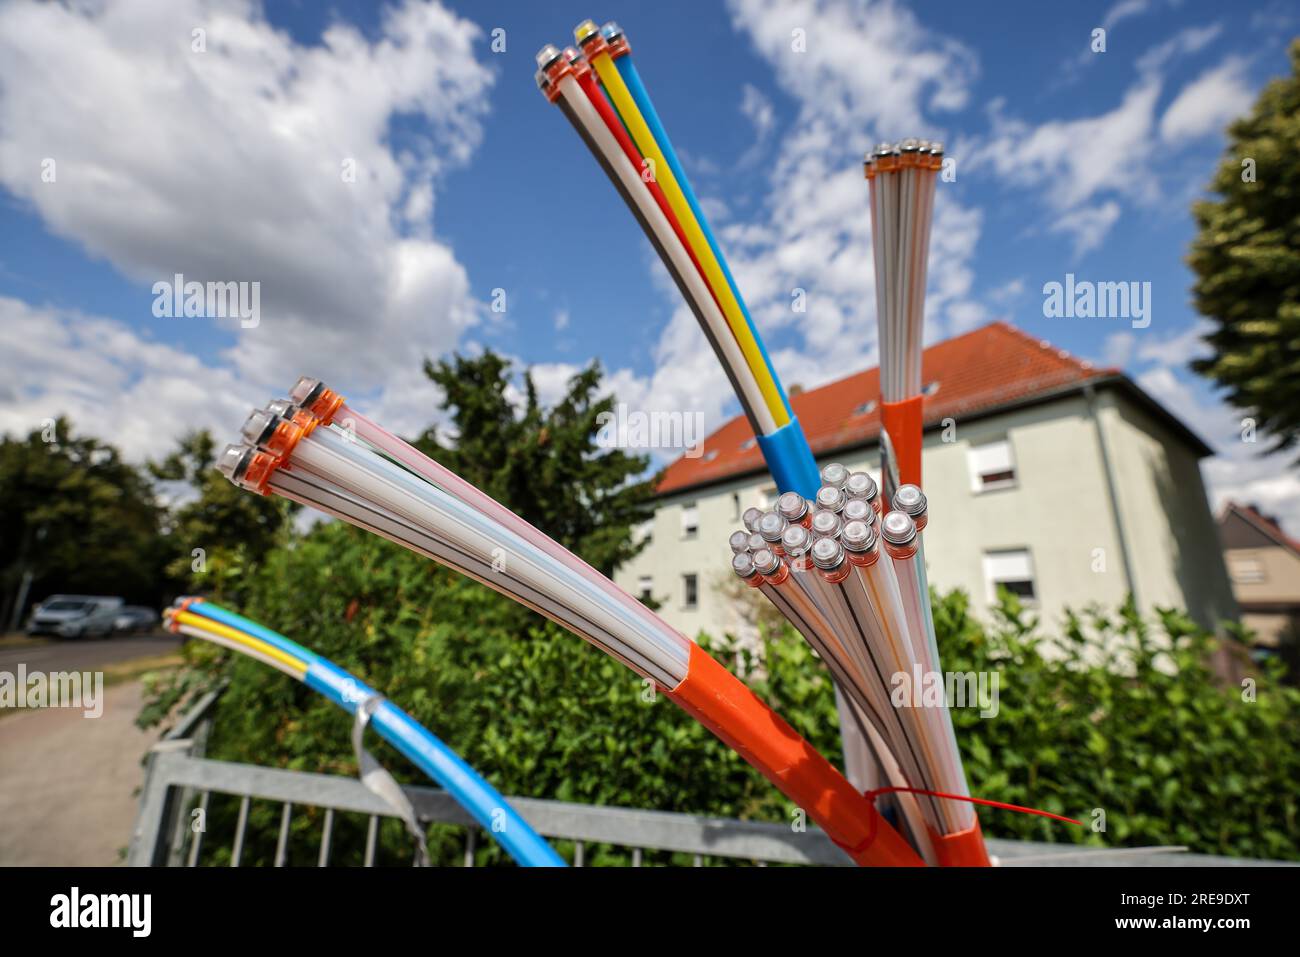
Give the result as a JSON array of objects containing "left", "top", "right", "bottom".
[
  {"left": 293, "top": 429, "right": 692, "bottom": 684},
  {"left": 338, "top": 405, "right": 674, "bottom": 649},
  {"left": 270, "top": 469, "right": 673, "bottom": 683},
  {"left": 556, "top": 77, "right": 777, "bottom": 436}
]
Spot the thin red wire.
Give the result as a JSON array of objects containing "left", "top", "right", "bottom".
[{"left": 865, "top": 785, "right": 1084, "bottom": 827}]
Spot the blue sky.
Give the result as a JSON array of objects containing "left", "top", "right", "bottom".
[{"left": 0, "top": 0, "right": 1297, "bottom": 529}]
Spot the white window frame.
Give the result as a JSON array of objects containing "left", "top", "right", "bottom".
[
  {"left": 983, "top": 548, "right": 1037, "bottom": 604},
  {"left": 680, "top": 502, "right": 699, "bottom": 539},
  {"left": 968, "top": 438, "right": 1018, "bottom": 493},
  {"left": 1228, "top": 554, "right": 1266, "bottom": 585},
  {"left": 682, "top": 572, "right": 699, "bottom": 610},
  {"left": 636, "top": 575, "right": 654, "bottom": 602}
]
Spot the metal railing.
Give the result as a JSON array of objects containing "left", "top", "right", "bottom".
[{"left": 128, "top": 691, "right": 1288, "bottom": 868}]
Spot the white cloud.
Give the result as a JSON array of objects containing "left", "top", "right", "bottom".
[
  {"left": 1049, "top": 201, "right": 1123, "bottom": 257},
  {"left": 739, "top": 83, "right": 776, "bottom": 144},
  {"left": 1159, "top": 57, "right": 1253, "bottom": 144},
  {"left": 976, "top": 80, "right": 1162, "bottom": 213},
  {"left": 0, "top": 0, "right": 491, "bottom": 399},
  {"left": 0, "top": 297, "right": 251, "bottom": 460},
  {"left": 689, "top": 0, "right": 987, "bottom": 393}
]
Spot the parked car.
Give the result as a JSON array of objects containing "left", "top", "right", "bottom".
[
  {"left": 112, "top": 605, "right": 160, "bottom": 634},
  {"left": 26, "top": 595, "right": 124, "bottom": 639}
]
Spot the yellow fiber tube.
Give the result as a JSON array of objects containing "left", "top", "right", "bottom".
[
  {"left": 588, "top": 49, "right": 790, "bottom": 429},
  {"left": 174, "top": 610, "right": 308, "bottom": 676}
]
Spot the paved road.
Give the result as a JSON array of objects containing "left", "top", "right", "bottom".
[
  {"left": 0, "top": 633, "right": 181, "bottom": 866},
  {"left": 0, "top": 633, "right": 181, "bottom": 672}
]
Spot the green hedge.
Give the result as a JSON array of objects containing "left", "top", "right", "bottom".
[{"left": 142, "top": 520, "right": 1300, "bottom": 864}]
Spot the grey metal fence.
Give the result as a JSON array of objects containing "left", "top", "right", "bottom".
[{"left": 128, "top": 691, "right": 1287, "bottom": 868}]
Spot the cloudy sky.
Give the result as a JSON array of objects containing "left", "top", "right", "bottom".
[{"left": 0, "top": 0, "right": 1296, "bottom": 531}]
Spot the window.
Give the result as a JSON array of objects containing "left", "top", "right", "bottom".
[
  {"left": 637, "top": 575, "right": 654, "bottom": 603},
  {"left": 1229, "top": 555, "right": 1266, "bottom": 584},
  {"left": 680, "top": 502, "right": 699, "bottom": 539},
  {"left": 760, "top": 486, "right": 778, "bottom": 508},
  {"left": 633, "top": 520, "right": 653, "bottom": 547},
  {"left": 984, "top": 549, "right": 1036, "bottom": 602},
  {"left": 732, "top": 492, "right": 741, "bottom": 521},
  {"left": 968, "top": 438, "right": 1017, "bottom": 492},
  {"left": 682, "top": 573, "right": 699, "bottom": 609}
]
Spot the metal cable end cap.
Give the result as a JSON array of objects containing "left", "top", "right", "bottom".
[
  {"left": 777, "top": 491, "right": 807, "bottom": 522},
  {"left": 815, "top": 485, "right": 846, "bottom": 512},
  {"left": 535, "top": 44, "right": 563, "bottom": 69},
  {"left": 820, "top": 462, "right": 849, "bottom": 487},
  {"left": 811, "top": 510, "right": 841, "bottom": 539},
  {"left": 758, "top": 510, "right": 787, "bottom": 542},
  {"left": 842, "top": 498, "right": 872, "bottom": 524},
  {"left": 842, "top": 519, "right": 875, "bottom": 552},
  {"left": 742, "top": 506, "right": 764, "bottom": 533},
  {"left": 880, "top": 510, "right": 917, "bottom": 547},
  {"left": 729, "top": 530, "right": 751, "bottom": 554},
  {"left": 781, "top": 523, "right": 811, "bottom": 555},
  {"left": 811, "top": 536, "right": 843, "bottom": 571},
  {"left": 846, "top": 470, "right": 877, "bottom": 500},
  {"left": 893, "top": 484, "right": 927, "bottom": 517},
  {"left": 752, "top": 548, "right": 779, "bottom": 575},
  {"left": 215, "top": 443, "right": 252, "bottom": 484},
  {"left": 732, "top": 552, "right": 756, "bottom": 577}
]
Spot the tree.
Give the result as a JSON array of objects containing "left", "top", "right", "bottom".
[
  {"left": 0, "top": 418, "right": 167, "bottom": 624},
  {"left": 414, "top": 351, "right": 656, "bottom": 574},
  {"left": 148, "top": 429, "right": 291, "bottom": 596},
  {"left": 1188, "top": 40, "right": 1300, "bottom": 457}
]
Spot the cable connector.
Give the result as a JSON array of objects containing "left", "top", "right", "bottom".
[{"left": 215, "top": 442, "right": 283, "bottom": 495}]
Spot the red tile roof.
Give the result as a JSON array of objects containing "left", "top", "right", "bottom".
[{"left": 658, "top": 321, "right": 1115, "bottom": 495}]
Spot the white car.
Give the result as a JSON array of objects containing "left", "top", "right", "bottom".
[{"left": 27, "top": 595, "right": 125, "bottom": 639}]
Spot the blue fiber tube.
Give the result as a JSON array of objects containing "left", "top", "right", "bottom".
[
  {"left": 189, "top": 600, "right": 318, "bottom": 666},
  {"left": 615, "top": 54, "right": 792, "bottom": 421},
  {"left": 188, "top": 601, "right": 564, "bottom": 867},
  {"left": 756, "top": 417, "right": 822, "bottom": 499},
  {"left": 305, "top": 659, "right": 564, "bottom": 867}
]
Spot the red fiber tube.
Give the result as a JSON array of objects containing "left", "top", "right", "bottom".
[{"left": 570, "top": 62, "right": 716, "bottom": 309}]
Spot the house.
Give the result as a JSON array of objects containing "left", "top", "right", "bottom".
[
  {"left": 614, "top": 322, "right": 1237, "bottom": 640},
  {"left": 1218, "top": 502, "right": 1300, "bottom": 650}
]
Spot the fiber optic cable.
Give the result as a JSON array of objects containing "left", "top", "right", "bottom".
[
  {"left": 535, "top": 49, "right": 775, "bottom": 437},
  {"left": 575, "top": 21, "right": 785, "bottom": 424},
  {"left": 219, "top": 402, "right": 923, "bottom": 866},
  {"left": 168, "top": 600, "right": 566, "bottom": 867},
  {"left": 600, "top": 22, "right": 789, "bottom": 421}
]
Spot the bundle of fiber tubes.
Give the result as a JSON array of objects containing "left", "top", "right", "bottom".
[
  {"left": 533, "top": 20, "right": 820, "bottom": 499},
  {"left": 729, "top": 467, "right": 991, "bottom": 866},
  {"left": 216, "top": 377, "right": 924, "bottom": 866}
]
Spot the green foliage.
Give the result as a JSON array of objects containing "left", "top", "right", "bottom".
[
  {"left": 937, "top": 589, "right": 1300, "bottom": 860},
  {"left": 415, "top": 351, "right": 655, "bottom": 574},
  {"left": 144, "top": 533, "right": 1300, "bottom": 863},
  {"left": 1189, "top": 40, "right": 1300, "bottom": 458},
  {"left": 0, "top": 417, "right": 168, "bottom": 621}
]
